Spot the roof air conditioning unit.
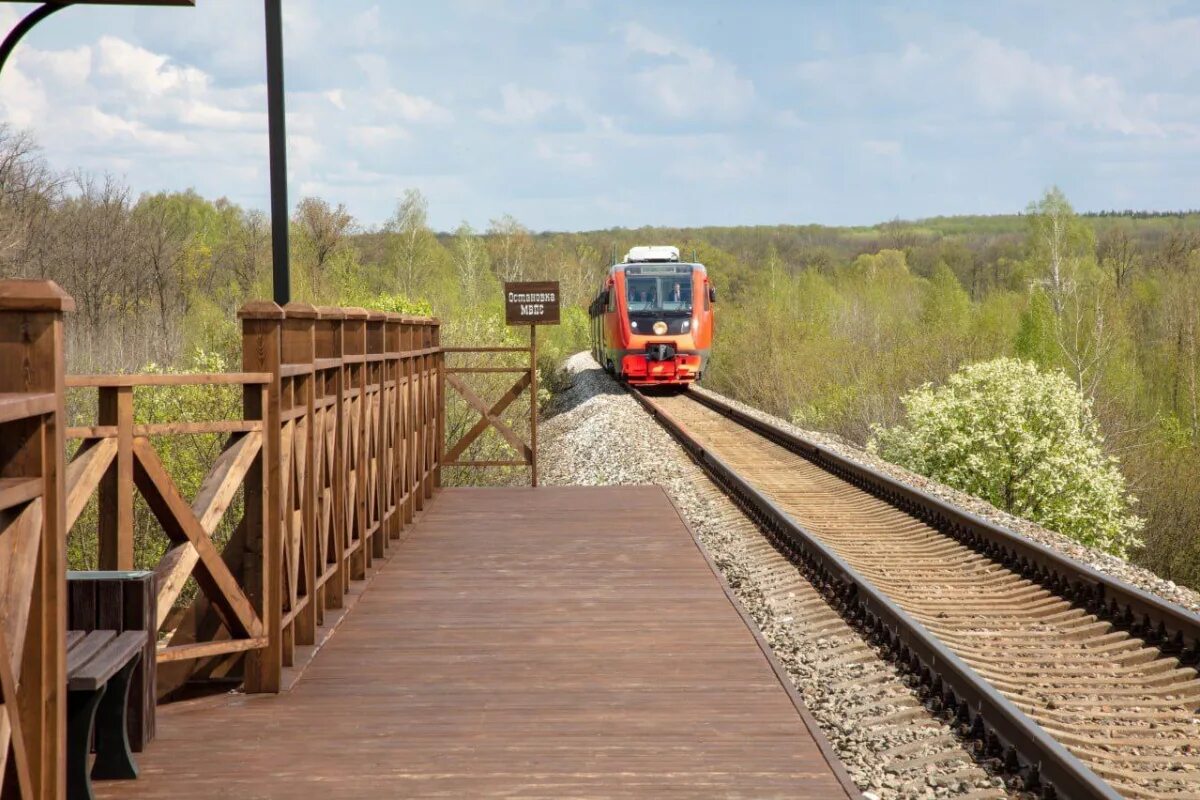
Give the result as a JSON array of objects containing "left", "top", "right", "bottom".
[{"left": 624, "top": 245, "right": 680, "bottom": 263}]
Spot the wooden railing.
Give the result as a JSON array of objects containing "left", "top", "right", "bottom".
[
  {"left": 0, "top": 281, "right": 71, "bottom": 800},
  {"left": 63, "top": 371, "right": 272, "bottom": 693},
  {"left": 442, "top": 346, "right": 537, "bottom": 485},
  {"left": 0, "top": 282, "right": 447, "bottom": 794},
  {"left": 237, "top": 303, "right": 441, "bottom": 688},
  {"left": 32, "top": 297, "right": 444, "bottom": 699}
]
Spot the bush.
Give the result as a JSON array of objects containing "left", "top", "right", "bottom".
[{"left": 870, "top": 357, "right": 1143, "bottom": 557}]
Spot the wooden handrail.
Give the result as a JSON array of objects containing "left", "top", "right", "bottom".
[
  {"left": 0, "top": 279, "right": 73, "bottom": 800},
  {"left": 66, "top": 373, "right": 271, "bottom": 388}
]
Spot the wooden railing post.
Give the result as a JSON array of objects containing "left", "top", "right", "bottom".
[
  {"left": 282, "top": 302, "right": 318, "bottom": 643},
  {"left": 384, "top": 314, "right": 402, "bottom": 541},
  {"left": 432, "top": 321, "right": 443, "bottom": 490},
  {"left": 0, "top": 279, "right": 73, "bottom": 800},
  {"left": 237, "top": 301, "right": 283, "bottom": 694},
  {"left": 341, "top": 308, "right": 368, "bottom": 580},
  {"left": 365, "top": 312, "right": 386, "bottom": 561},
  {"left": 96, "top": 384, "right": 133, "bottom": 570},
  {"left": 315, "top": 307, "right": 347, "bottom": 603},
  {"left": 400, "top": 319, "right": 414, "bottom": 524},
  {"left": 419, "top": 322, "right": 432, "bottom": 504},
  {"left": 412, "top": 321, "right": 424, "bottom": 510}
]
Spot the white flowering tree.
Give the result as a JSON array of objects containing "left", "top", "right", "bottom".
[{"left": 870, "top": 358, "right": 1143, "bottom": 557}]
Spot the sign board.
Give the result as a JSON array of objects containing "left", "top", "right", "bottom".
[{"left": 504, "top": 281, "right": 560, "bottom": 326}]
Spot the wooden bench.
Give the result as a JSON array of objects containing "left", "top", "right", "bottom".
[{"left": 67, "top": 630, "right": 148, "bottom": 800}]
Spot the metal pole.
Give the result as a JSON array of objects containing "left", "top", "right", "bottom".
[
  {"left": 530, "top": 324, "right": 538, "bottom": 487},
  {"left": 0, "top": 3, "right": 72, "bottom": 78},
  {"left": 264, "top": 0, "right": 290, "bottom": 305}
]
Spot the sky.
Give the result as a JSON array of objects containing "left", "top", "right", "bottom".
[{"left": 1, "top": 1, "right": 1198, "bottom": 232}]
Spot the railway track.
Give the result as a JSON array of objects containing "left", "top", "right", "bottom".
[
  {"left": 633, "top": 388, "right": 1200, "bottom": 800},
  {"left": 681, "top": 474, "right": 1020, "bottom": 799}
]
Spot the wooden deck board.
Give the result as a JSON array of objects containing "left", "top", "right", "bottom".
[{"left": 97, "top": 486, "right": 856, "bottom": 799}]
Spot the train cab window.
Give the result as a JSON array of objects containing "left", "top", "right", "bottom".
[{"left": 627, "top": 276, "right": 692, "bottom": 314}]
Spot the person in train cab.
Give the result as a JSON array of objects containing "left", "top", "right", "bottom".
[{"left": 670, "top": 282, "right": 684, "bottom": 303}]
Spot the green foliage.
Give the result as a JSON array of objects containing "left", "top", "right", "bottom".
[
  {"left": 67, "top": 350, "right": 243, "bottom": 582},
  {"left": 16, "top": 138, "right": 1198, "bottom": 589},
  {"left": 871, "top": 358, "right": 1143, "bottom": 556},
  {"left": 357, "top": 292, "right": 433, "bottom": 317},
  {"left": 1014, "top": 290, "right": 1059, "bottom": 366}
]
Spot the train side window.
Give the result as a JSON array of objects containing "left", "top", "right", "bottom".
[{"left": 606, "top": 286, "right": 615, "bottom": 313}]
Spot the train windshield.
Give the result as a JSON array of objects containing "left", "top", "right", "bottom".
[{"left": 626, "top": 276, "right": 692, "bottom": 315}]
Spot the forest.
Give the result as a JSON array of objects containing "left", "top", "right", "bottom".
[{"left": 2, "top": 124, "right": 1198, "bottom": 589}]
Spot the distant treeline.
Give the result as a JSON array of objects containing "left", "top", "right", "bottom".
[{"left": 3, "top": 123, "right": 1200, "bottom": 589}]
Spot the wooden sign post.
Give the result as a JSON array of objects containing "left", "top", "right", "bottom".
[{"left": 504, "top": 281, "right": 560, "bottom": 486}]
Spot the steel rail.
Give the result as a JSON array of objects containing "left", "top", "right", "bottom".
[
  {"left": 685, "top": 389, "right": 1200, "bottom": 659},
  {"left": 632, "top": 387, "right": 1130, "bottom": 800}
]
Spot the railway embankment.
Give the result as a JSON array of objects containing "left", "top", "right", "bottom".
[
  {"left": 683, "top": 385, "right": 1200, "bottom": 617},
  {"left": 541, "top": 352, "right": 1023, "bottom": 799}
]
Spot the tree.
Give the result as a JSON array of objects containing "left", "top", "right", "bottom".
[
  {"left": 1097, "top": 225, "right": 1139, "bottom": 291},
  {"left": 1025, "top": 188, "right": 1117, "bottom": 401},
  {"left": 133, "top": 190, "right": 212, "bottom": 358},
  {"left": 1026, "top": 187, "right": 1093, "bottom": 314},
  {"left": 293, "top": 197, "right": 355, "bottom": 299},
  {"left": 870, "top": 358, "right": 1143, "bottom": 556},
  {"left": 486, "top": 213, "right": 532, "bottom": 282},
  {"left": 383, "top": 189, "right": 437, "bottom": 297},
  {"left": 0, "top": 125, "right": 61, "bottom": 274},
  {"left": 879, "top": 216, "right": 918, "bottom": 252},
  {"left": 54, "top": 174, "right": 139, "bottom": 333},
  {"left": 450, "top": 221, "right": 491, "bottom": 307}
]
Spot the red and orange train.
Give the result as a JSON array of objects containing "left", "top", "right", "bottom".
[{"left": 589, "top": 246, "right": 715, "bottom": 387}]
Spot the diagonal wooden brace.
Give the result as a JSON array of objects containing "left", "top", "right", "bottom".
[
  {"left": 133, "top": 437, "right": 263, "bottom": 640},
  {"left": 151, "top": 432, "right": 262, "bottom": 627},
  {"left": 445, "top": 372, "right": 532, "bottom": 464}
]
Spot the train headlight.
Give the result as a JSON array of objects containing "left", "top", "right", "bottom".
[
  {"left": 681, "top": 320, "right": 690, "bottom": 332},
  {"left": 631, "top": 321, "right": 638, "bottom": 329},
  {"left": 652, "top": 321, "right": 668, "bottom": 335}
]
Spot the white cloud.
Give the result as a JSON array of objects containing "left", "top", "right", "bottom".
[
  {"left": 480, "top": 83, "right": 558, "bottom": 125},
  {"left": 534, "top": 137, "right": 594, "bottom": 169},
  {"left": 774, "top": 109, "right": 808, "bottom": 130},
  {"left": 623, "top": 22, "right": 755, "bottom": 121},
  {"left": 350, "top": 5, "right": 389, "bottom": 48},
  {"left": 94, "top": 36, "right": 208, "bottom": 97},
  {"left": 17, "top": 44, "right": 91, "bottom": 87},
  {"left": 375, "top": 89, "right": 452, "bottom": 124},
  {"left": 796, "top": 26, "right": 1163, "bottom": 137},
  {"left": 347, "top": 125, "right": 409, "bottom": 148},
  {"left": 669, "top": 149, "right": 765, "bottom": 182}
]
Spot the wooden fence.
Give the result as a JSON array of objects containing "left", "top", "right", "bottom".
[
  {"left": 0, "top": 282, "right": 449, "bottom": 796},
  {"left": 442, "top": 346, "right": 538, "bottom": 485}
]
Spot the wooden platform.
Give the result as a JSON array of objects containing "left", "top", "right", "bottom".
[{"left": 97, "top": 486, "right": 857, "bottom": 799}]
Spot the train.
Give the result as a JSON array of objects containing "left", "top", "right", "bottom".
[{"left": 588, "top": 245, "right": 715, "bottom": 387}]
